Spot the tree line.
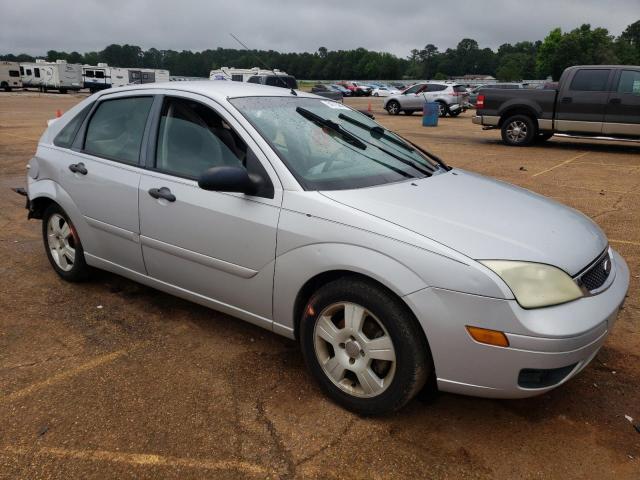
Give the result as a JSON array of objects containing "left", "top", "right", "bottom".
[{"left": 2, "top": 21, "right": 638, "bottom": 81}]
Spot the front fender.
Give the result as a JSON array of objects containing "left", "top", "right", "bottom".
[{"left": 272, "top": 243, "right": 427, "bottom": 338}]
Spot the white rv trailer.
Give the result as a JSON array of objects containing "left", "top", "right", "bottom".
[
  {"left": 83, "top": 65, "right": 170, "bottom": 92},
  {"left": 209, "top": 66, "right": 289, "bottom": 82},
  {"left": 0, "top": 61, "right": 22, "bottom": 91},
  {"left": 19, "top": 59, "right": 82, "bottom": 93}
]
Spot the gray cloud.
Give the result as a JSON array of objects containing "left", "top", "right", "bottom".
[{"left": 0, "top": 0, "right": 636, "bottom": 57}]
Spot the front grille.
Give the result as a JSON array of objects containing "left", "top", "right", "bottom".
[{"left": 578, "top": 251, "right": 611, "bottom": 292}]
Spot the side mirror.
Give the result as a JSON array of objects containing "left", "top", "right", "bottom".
[{"left": 198, "top": 166, "right": 260, "bottom": 195}]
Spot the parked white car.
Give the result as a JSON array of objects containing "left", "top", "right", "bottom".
[
  {"left": 372, "top": 86, "right": 400, "bottom": 97},
  {"left": 384, "top": 82, "right": 470, "bottom": 116}
]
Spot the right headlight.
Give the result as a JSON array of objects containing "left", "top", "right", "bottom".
[{"left": 480, "top": 260, "right": 584, "bottom": 309}]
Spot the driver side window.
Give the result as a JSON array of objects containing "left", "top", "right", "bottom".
[{"left": 155, "top": 97, "right": 246, "bottom": 179}]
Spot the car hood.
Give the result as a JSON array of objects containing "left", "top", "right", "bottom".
[{"left": 320, "top": 170, "right": 607, "bottom": 275}]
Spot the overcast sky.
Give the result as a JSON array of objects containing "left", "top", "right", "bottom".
[{"left": 1, "top": 0, "right": 637, "bottom": 57}]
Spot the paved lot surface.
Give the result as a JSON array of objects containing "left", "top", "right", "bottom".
[{"left": 1, "top": 91, "right": 639, "bottom": 479}]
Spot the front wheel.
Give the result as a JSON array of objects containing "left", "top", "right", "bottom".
[
  {"left": 42, "top": 204, "right": 90, "bottom": 282},
  {"left": 437, "top": 102, "right": 448, "bottom": 117},
  {"left": 386, "top": 100, "right": 400, "bottom": 115},
  {"left": 300, "top": 278, "right": 431, "bottom": 415},
  {"left": 501, "top": 114, "right": 537, "bottom": 146}
]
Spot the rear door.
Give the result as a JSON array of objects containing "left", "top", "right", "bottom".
[
  {"left": 137, "top": 92, "right": 282, "bottom": 326},
  {"left": 59, "top": 92, "right": 156, "bottom": 273},
  {"left": 603, "top": 69, "right": 640, "bottom": 137},
  {"left": 555, "top": 68, "right": 614, "bottom": 134}
]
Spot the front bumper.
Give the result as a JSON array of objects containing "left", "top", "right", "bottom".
[{"left": 403, "top": 249, "right": 629, "bottom": 398}]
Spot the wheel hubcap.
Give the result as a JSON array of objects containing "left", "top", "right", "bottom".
[
  {"left": 506, "top": 120, "right": 528, "bottom": 142},
  {"left": 47, "top": 213, "right": 76, "bottom": 272},
  {"left": 313, "top": 302, "right": 396, "bottom": 398}
]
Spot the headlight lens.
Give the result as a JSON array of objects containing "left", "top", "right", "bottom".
[{"left": 480, "top": 261, "right": 583, "bottom": 309}]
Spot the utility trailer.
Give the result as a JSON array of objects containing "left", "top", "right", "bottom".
[
  {"left": 0, "top": 61, "right": 22, "bottom": 91},
  {"left": 20, "top": 60, "right": 82, "bottom": 93}
]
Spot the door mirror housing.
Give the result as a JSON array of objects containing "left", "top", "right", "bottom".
[{"left": 198, "top": 166, "right": 260, "bottom": 195}]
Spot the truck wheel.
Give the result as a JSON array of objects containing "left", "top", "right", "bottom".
[
  {"left": 1, "top": 81, "right": 9, "bottom": 92},
  {"left": 501, "top": 115, "right": 536, "bottom": 146},
  {"left": 386, "top": 101, "right": 401, "bottom": 115},
  {"left": 300, "top": 277, "right": 431, "bottom": 415}
]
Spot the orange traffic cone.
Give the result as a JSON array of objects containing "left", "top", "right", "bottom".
[
  {"left": 367, "top": 101, "right": 372, "bottom": 112},
  {"left": 55, "top": 109, "right": 62, "bottom": 118}
]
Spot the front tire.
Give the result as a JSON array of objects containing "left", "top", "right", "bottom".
[
  {"left": 386, "top": 100, "right": 400, "bottom": 115},
  {"left": 437, "top": 102, "right": 448, "bottom": 117},
  {"left": 42, "top": 204, "right": 89, "bottom": 282},
  {"left": 501, "top": 114, "right": 537, "bottom": 146},
  {"left": 300, "top": 278, "right": 431, "bottom": 415}
]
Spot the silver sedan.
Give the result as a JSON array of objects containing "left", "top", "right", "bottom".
[{"left": 25, "top": 81, "right": 629, "bottom": 415}]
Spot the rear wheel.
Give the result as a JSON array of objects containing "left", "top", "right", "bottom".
[
  {"left": 501, "top": 114, "right": 537, "bottom": 146},
  {"left": 436, "top": 102, "right": 448, "bottom": 117},
  {"left": 300, "top": 277, "right": 431, "bottom": 415},
  {"left": 386, "top": 100, "right": 400, "bottom": 115},
  {"left": 42, "top": 204, "right": 89, "bottom": 282}
]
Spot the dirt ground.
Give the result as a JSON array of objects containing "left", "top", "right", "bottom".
[{"left": 0, "top": 91, "right": 638, "bottom": 479}]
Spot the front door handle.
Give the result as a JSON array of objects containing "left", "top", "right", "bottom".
[
  {"left": 148, "top": 187, "right": 176, "bottom": 202},
  {"left": 609, "top": 97, "right": 621, "bottom": 104},
  {"left": 560, "top": 97, "right": 572, "bottom": 104},
  {"left": 68, "top": 162, "right": 87, "bottom": 175}
]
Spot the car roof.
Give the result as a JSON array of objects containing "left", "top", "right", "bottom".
[{"left": 96, "top": 80, "right": 316, "bottom": 102}]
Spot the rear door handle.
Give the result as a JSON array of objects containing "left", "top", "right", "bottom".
[
  {"left": 68, "top": 162, "right": 87, "bottom": 175},
  {"left": 148, "top": 187, "right": 176, "bottom": 202},
  {"left": 609, "top": 97, "right": 621, "bottom": 104},
  {"left": 560, "top": 97, "right": 572, "bottom": 104}
]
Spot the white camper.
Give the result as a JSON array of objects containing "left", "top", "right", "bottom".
[
  {"left": 20, "top": 59, "right": 82, "bottom": 93},
  {"left": 83, "top": 65, "right": 170, "bottom": 91},
  {"left": 0, "top": 61, "right": 22, "bottom": 91}
]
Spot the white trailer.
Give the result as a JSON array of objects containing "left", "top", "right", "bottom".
[
  {"left": 83, "top": 65, "right": 170, "bottom": 91},
  {"left": 20, "top": 59, "right": 82, "bottom": 93},
  {"left": 0, "top": 61, "right": 22, "bottom": 91},
  {"left": 209, "top": 66, "right": 289, "bottom": 82}
]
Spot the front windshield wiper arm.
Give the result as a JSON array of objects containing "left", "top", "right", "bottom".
[
  {"left": 338, "top": 113, "right": 414, "bottom": 152},
  {"left": 396, "top": 135, "right": 452, "bottom": 171},
  {"left": 296, "top": 107, "right": 367, "bottom": 150}
]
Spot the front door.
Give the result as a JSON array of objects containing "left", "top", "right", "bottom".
[
  {"left": 138, "top": 93, "right": 282, "bottom": 327},
  {"left": 60, "top": 94, "right": 155, "bottom": 273},
  {"left": 603, "top": 69, "right": 640, "bottom": 137},
  {"left": 555, "top": 68, "right": 614, "bottom": 134}
]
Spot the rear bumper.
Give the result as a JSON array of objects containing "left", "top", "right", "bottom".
[
  {"left": 472, "top": 115, "right": 500, "bottom": 126},
  {"left": 404, "top": 249, "right": 629, "bottom": 399}
]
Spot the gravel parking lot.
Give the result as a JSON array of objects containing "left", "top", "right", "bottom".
[{"left": 1, "top": 91, "right": 638, "bottom": 479}]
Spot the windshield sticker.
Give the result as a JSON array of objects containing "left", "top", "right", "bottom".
[{"left": 321, "top": 100, "right": 350, "bottom": 110}]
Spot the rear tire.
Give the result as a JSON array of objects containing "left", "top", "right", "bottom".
[
  {"left": 42, "top": 204, "right": 89, "bottom": 282},
  {"left": 501, "top": 114, "right": 537, "bottom": 146},
  {"left": 436, "top": 102, "right": 448, "bottom": 117},
  {"left": 386, "top": 100, "right": 400, "bottom": 115},
  {"left": 300, "top": 277, "right": 431, "bottom": 415}
]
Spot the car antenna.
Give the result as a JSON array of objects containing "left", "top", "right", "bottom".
[{"left": 229, "top": 33, "right": 297, "bottom": 96}]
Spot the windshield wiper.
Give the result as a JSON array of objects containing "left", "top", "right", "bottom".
[
  {"left": 296, "top": 107, "right": 367, "bottom": 150},
  {"left": 396, "top": 135, "right": 452, "bottom": 171},
  {"left": 338, "top": 113, "right": 414, "bottom": 152}
]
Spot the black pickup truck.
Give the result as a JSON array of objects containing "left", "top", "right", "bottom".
[{"left": 472, "top": 65, "right": 640, "bottom": 146}]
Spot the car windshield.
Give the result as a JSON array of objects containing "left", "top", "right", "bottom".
[{"left": 230, "top": 97, "right": 442, "bottom": 190}]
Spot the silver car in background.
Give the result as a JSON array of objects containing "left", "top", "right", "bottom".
[
  {"left": 25, "top": 81, "right": 629, "bottom": 415},
  {"left": 384, "top": 82, "right": 469, "bottom": 117}
]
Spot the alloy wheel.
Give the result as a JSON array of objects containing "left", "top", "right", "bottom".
[
  {"left": 47, "top": 213, "right": 76, "bottom": 272},
  {"left": 506, "top": 120, "right": 528, "bottom": 143}
]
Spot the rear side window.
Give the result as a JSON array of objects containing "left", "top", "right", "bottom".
[
  {"left": 34, "top": 68, "right": 40, "bottom": 78},
  {"left": 617, "top": 70, "right": 640, "bottom": 95},
  {"left": 569, "top": 69, "right": 611, "bottom": 91},
  {"left": 95, "top": 71, "right": 105, "bottom": 79},
  {"left": 85, "top": 70, "right": 95, "bottom": 78},
  {"left": 427, "top": 84, "right": 447, "bottom": 92},
  {"left": 84, "top": 97, "right": 153, "bottom": 165},
  {"left": 453, "top": 85, "right": 467, "bottom": 93},
  {"left": 54, "top": 103, "right": 93, "bottom": 148},
  {"left": 247, "top": 76, "right": 260, "bottom": 84}
]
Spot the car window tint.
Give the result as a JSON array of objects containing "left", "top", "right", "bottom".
[
  {"left": 84, "top": 96, "right": 153, "bottom": 164},
  {"left": 404, "top": 84, "right": 422, "bottom": 94},
  {"left": 617, "top": 70, "right": 640, "bottom": 95},
  {"left": 54, "top": 103, "right": 94, "bottom": 148},
  {"left": 569, "top": 69, "right": 611, "bottom": 91},
  {"left": 155, "top": 97, "right": 246, "bottom": 179}
]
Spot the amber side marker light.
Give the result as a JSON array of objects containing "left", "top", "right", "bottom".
[{"left": 466, "top": 326, "right": 510, "bottom": 348}]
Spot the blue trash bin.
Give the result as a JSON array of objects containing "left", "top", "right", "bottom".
[{"left": 422, "top": 102, "right": 439, "bottom": 127}]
